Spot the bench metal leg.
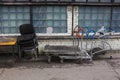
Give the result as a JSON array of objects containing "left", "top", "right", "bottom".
[
  {"left": 60, "top": 58, "right": 64, "bottom": 64},
  {"left": 48, "top": 56, "right": 51, "bottom": 63}
]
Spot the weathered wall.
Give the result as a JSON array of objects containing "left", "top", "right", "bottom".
[{"left": 38, "top": 38, "right": 120, "bottom": 53}]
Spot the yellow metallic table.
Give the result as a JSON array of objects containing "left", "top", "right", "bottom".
[{"left": 0, "top": 37, "right": 18, "bottom": 58}]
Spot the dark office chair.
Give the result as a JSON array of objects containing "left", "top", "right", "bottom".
[{"left": 17, "top": 24, "right": 38, "bottom": 59}]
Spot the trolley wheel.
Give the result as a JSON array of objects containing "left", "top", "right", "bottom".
[
  {"left": 110, "top": 55, "right": 112, "bottom": 59},
  {"left": 48, "top": 56, "right": 51, "bottom": 63},
  {"left": 60, "top": 59, "right": 64, "bottom": 64}
]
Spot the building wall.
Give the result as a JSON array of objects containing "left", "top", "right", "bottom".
[
  {"left": 38, "top": 38, "right": 120, "bottom": 53},
  {"left": 0, "top": 1, "right": 120, "bottom": 53}
]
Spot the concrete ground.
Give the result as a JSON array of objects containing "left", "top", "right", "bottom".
[{"left": 0, "top": 53, "right": 120, "bottom": 80}]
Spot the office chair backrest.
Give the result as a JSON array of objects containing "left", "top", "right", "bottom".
[{"left": 20, "top": 24, "right": 35, "bottom": 35}]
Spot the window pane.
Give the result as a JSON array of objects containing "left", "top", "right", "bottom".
[
  {"left": 60, "top": 0, "right": 72, "bottom": 1},
  {"left": 100, "top": 0, "right": 111, "bottom": 2},
  {"left": 78, "top": 6, "right": 111, "bottom": 31},
  {"left": 54, "top": 14, "right": 60, "bottom": 19},
  {"left": 88, "top": 0, "right": 99, "bottom": 2},
  {"left": 16, "top": 0, "right": 29, "bottom": 1},
  {"left": 112, "top": 7, "right": 120, "bottom": 32},
  {"left": 47, "top": 0, "right": 58, "bottom": 1},
  {"left": 2, "top": 0, "right": 14, "bottom": 2},
  {"left": 32, "top": 0, "right": 45, "bottom": 2},
  {"left": 75, "top": 0, "right": 86, "bottom": 2},
  {"left": 0, "top": 6, "right": 30, "bottom": 34},
  {"left": 33, "top": 6, "right": 67, "bottom": 33},
  {"left": 2, "top": 0, "right": 29, "bottom": 1},
  {"left": 114, "top": 0, "right": 120, "bottom": 3}
]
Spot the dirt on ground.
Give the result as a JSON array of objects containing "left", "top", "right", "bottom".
[{"left": 0, "top": 53, "right": 120, "bottom": 80}]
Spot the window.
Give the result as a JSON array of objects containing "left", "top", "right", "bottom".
[
  {"left": 47, "top": 0, "right": 58, "bottom": 1},
  {"left": 78, "top": 6, "right": 111, "bottom": 31},
  {"left": 100, "top": 0, "right": 111, "bottom": 2},
  {"left": 75, "top": 0, "right": 86, "bottom": 2},
  {"left": 1, "top": 0, "right": 15, "bottom": 2},
  {"left": 114, "top": 0, "right": 120, "bottom": 3},
  {"left": 32, "top": 6, "right": 67, "bottom": 33},
  {"left": 112, "top": 7, "right": 120, "bottom": 32},
  {"left": 0, "top": 6, "right": 30, "bottom": 34},
  {"left": 1, "top": 0, "right": 29, "bottom": 2},
  {"left": 88, "top": 0, "right": 99, "bottom": 2}
]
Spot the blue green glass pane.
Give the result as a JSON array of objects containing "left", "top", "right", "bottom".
[
  {"left": 104, "top": 7, "right": 111, "bottom": 13},
  {"left": 23, "top": 20, "right": 29, "bottom": 23},
  {"left": 2, "top": 21, "right": 9, "bottom": 27},
  {"left": 79, "top": 7, "right": 85, "bottom": 13},
  {"left": 2, "top": 13, "right": 9, "bottom": 19},
  {"left": 113, "top": 14, "right": 120, "bottom": 20},
  {"left": 61, "top": 21, "right": 67, "bottom": 27},
  {"left": 33, "top": 13, "right": 39, "bottom": 20},
  {"left": 41, "top": 21, "right": 46, "bottom": 27},
  {"left": 33, "top": 21, "right": 40, "bottom": 27},
  {"left": 10, "top": 13, "right": 16, "bottom": 19},
  {"left": 17, "top": 13, "right": 23, "bottom": 19},
  {"left": 112, "top": 21, "right": 117, "bottom": 26},
  {"left": 85, "top": 21, "right": 91, "bottom": 26},
  {"left": 2, "top": 7, "right": 9, "bottom": 12},
  {"left": 61, "top": 14, "right": 67, "bottom": 20},
  {"left": 54, "top": 6, "right": 60, "bottom": 12},
  {"left": 78, "top": 20, "right": 84, "bottom": 26},
  {"left": 17, "top": 21, "right": 24, "bottom": 26},
  {"left": 104, "top": 21, "right": 110, "bottom": 26},
  {"left": 23, "top": 13, "right": 30, "bottom": 19},
  {"left": 33, "top": 7, "right": 39, "bottom": 13},
  {"left": 54, "top": 21, "right": 60, "bottom": 27},
  {"left": 78, "top": 14, "right": 84, "bottom": 20},
  {"left": 91, "top": 14, "right": 98, "bottom": 20},
  {"left": 114, "top": 0, "right": 120, "bottom": 3},
  {"left": 46, "top": 13, "right": 53, "bottom": 19},
  {"left": 88, "top": 0, "right": 99, "bottom": 2},
  {"left": 104, "top": 14, "right": 110, "bottom": 20},
  {"left": 39, "top": 27, "right": 46, "bottom": 33},
  {"left": 97, "top": 21, "right": 104, "bottom": 26},
  {"left": 91, "top": 21, "right": 97, "bottom": 26},
  {"left": 34, "top": 21, "right": 45, "bottom": 27},
  {"left": 40, "top": 14, "right": 46, "bottom": 20},
  {"left": 91, "top": 7, "right": 98, "bottom": 13},
  {"left": 113, "top": 7, "right": 120, "bottom": 13},
  {"left": 23, "top": 7, "right": 30, "bottom": 12},
  {"left": 47, "top": 6, "right": 53, "bottom": 12},
  {"left": 100, "top": 0, "right": 111, "bottom": 2},
  {"left": 17, "top": 7, "right": 23, "bottom": 12},
  {"left": 47, "top": 20, "right": 53, "bottom": 27},
  {"left": 40, "top": 6, "right": 46, "bottom": 12},
  {"left": 53, "top": 27, "right": 60, "bottom": 33},
  {"left": 10, "top": 7, "right": 16, "bottom": 12},
  {"left": 116, "top": 21, "right": 120, "bottom": 26},
  {"left": 54, "top": 14, "right": 60, "bottom": 20},
  {"left": 3, "top": 28, "right": 10, "bottom": 34},
  {"left": 76, "top": 0, "right": 86, "bottom": 2},
  {"left": 61, "top": 7, "right": 66, "bottom": 12},
  {"left": 61, "top": 27, "right": 67, "bottom": 33},
  {"left": 85, "top": 7, "right": 91, "bottom": 13},
  {"left": 85, "top": 14, "right": 91, "bottom": 19},
  {"left": 11, "top": 27, "right": 17, "bottom": 33},
  {"left": 10, "top": 21, "right": 16, "bottom": 27},
  {"left": 98, "top": 14, "right": 103, "bottom": 20}
]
